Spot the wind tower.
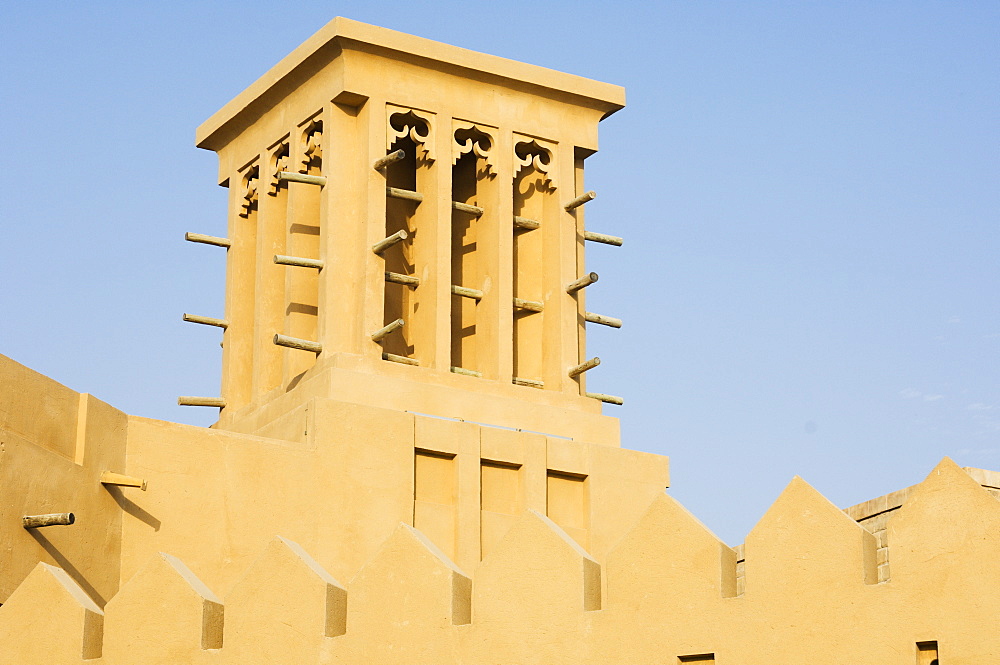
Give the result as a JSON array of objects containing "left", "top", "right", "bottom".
[{"left": 185, "top": 18, "right": 627, "bottom": 445}]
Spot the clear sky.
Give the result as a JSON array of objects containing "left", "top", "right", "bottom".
[{"left": 2, "top": 2, "right": 997, "bottom": 546}]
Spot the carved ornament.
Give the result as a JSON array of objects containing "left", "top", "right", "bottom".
[
  {"left": 514, "top": 137, "right": 555, "bottom": 190},
  {"left": 267, "top": 142, "right": 289, "bottom": 196},
  {"left": 239, "top": 163, "right": 259, "bottom": 217},
  {"left": 453, "top": 122, "right": 495, "bottom": 178},
  {"left": 387, "top": 106, "right": 434, "bottom": 164},
  {"left": 300, "top": 119, "right": 323, "bottom": 171}
]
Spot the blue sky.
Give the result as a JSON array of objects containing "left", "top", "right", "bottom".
[{"left": 2, "top": 2, "right": 997, "bottom": 545}]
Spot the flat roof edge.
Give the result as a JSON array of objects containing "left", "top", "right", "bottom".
[{"left": 196, "top": 17, "right": 625, "bottom": 150}]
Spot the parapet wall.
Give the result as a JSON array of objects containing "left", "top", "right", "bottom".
[
  {"left": 0, "top": 353, "right": 667, "bottom": 608},
  {"left": 0, "top": 355, "right": 127, "bottom": 606},
  {"left": 1, "top": 457, "right": 997, "bottom": 663}
]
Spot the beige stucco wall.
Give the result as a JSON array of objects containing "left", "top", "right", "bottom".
[
  {"left": 3, "top": 413, "right": 997, "bottom": 664},
  {"left": 0, "top": 355, "right": 126, "bottom": 606},
  {"left": 0, "top": 353, "right": 667, "bottom": 601}
]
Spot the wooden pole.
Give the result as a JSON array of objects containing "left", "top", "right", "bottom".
[
  {"left": 566, "top": 272, "right": 599, "bottom": 293},
  {"left": 185, "top": 232, "right": 231, "bottom": 248},
  {"left": 451, "top": 366, "right": 482, "bottom": 378},
  {"left": 382, "top": 352, "right": 419, "bottom": 366},
  {"left": 182, "top": 313, "right": 229, "bottom": 329},
  {"left": 586, "top": 392, "right": 624, "bottom": 405},
  {"left": 512, "top": 377, "right": 544, "bottom": 388},
  {"left": 100, "top": 471, "right": 147, "bottom": 491},
  {"left": 373, "top": 149, "right": 406, "bottom": 170},
  {"left": 583, "top": 230, "right": 623, "bottom": 246},
  {"left": 568, "top": 357, "right": 601, "bottom": 378},
  {"left": 585, "top": 311, "right": 622, "bottom": 328},
  {"left": 372, "top": 230, "right": 408, "bottom": 255},
  {"left": 371, "top": 318, "right": 405, "bottom": 342},
  {"left": 451, "top": 285, "right": 484, "bottom": 300},
  {"left": 277, "top": 171, "right": 327, "bottom": 186},
  {"left": 386, "top": 187, "right": 424, "bottom": 203},
  {"left": 273, "top": 334, "right": 323, "bottom": 354},
  {"left": 452, "top": 201, "right": 484, "bottom": 216},
  {"left": 513, "top": 216, "right": 540, "bottom": 230},
  {"left": 564, "top": 190, "right": 596, "bottom": 211},
  {"left": 385, "top": 271, "right": 421, "bottom": 287},
  {"left": 274, "top": 254, "right": 325, "bottom": 270},
  {"left": 513, "top": 298, "right": 543, "bottom": 312},
  {"left": 178, "top": 396, "right": 226, "bottom": 408},
  {"left": 23, "top": 513, "right": 75, "bottom": 528}
]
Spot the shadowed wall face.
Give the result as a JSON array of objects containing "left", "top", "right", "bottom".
[
  {"left": 414, "top": 450, "right": 458, "bottom": 560},
  {"left": 481, "top": 460, "right": 521, "bottom": 558}
]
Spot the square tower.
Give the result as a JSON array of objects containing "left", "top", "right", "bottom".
[{"left": 189, "top": 18, "right": 625, "bottom": 444}]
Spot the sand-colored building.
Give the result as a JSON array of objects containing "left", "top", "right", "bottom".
[{"left": 1, "top": 18, "right": 997, "bottom": 664}]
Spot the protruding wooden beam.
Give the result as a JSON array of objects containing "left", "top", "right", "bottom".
[
  {"left": 564, "top": 190, "right": 596, "bottom": 211},
  {"left": 372, "top": 230, "right": 408, "bottom": 255},
  {"left": 185, "top": 232, "right": 231, "bottom": 248},
  {"left": 273, "top": 334, "right": 322, "bottom": 354},
  {"left": 568, "top": 357, "right": 601, "bottom": 378},
  {"left": 583, "top": 230, "right": 623, "bottom": 246},
  {"left": 373, "top": 149, "right": 406, "bottom": 171},
  {"left": 451, "top": 367, "right": 482, "bottom": 378},
  {"left": 100, "top": 471, "right": 147, "bottom": 491},
  {"left": 513, "top": 298, "right": 543, "bottom": 312},
  {"left": 23, "top": 513, "right": 75, "bottom": 528},
  {"left": 566, "top": 272, "right": 599, "bottom": 294},
  {"left": 382, "top": 352, "right": 419, "bottom": 366},
  {"left": 182, "top": 313, "right": 229, "bottom": 329},
  {"left": 274, "top": 254, "right": 325, "bottom": 270},
  {"left": 513, "top": 216, "right": 540, "bottom": 230},
  {"left": 513, "top": 377, "right": 544, "bottom": 388},
  {"left": 371, "top": 318, "right": 404, "bottom": 342},
  {"left": 586, "top": 392, "right": 624, "bottom": 405},
  {"left": 585, "top": 311, "right": 622, "bottom": 328},
  {"left": 385, "top": 271, "right": 420, "bottom": 287},
  {"left": 277, "top": 171, "right": 327, "bottom": 186},
  {"left": 452, "top": 201, "right": 484, "bottom": 216},
  {"left": 386, "top": 187, "right": 423, "bottom": 203},
  {"left": 178, "top": 396, "right": 226, "bottom": 408},
  {"left": 451, "top": 285, "right": 484, "bottom": 300}
]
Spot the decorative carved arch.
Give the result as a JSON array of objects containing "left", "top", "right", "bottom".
[
  {"left": 514, "top": 137, "right": 555, "bottom": 191},
  {"left": 387, "top": 106, "right": 434, "bottom": 164},
  {"left": 239, "top": 163, "right": 260, "bottom": 217},
  {"left": 267, "top": 141, "right": 290, "bottom": 196},
  {"left": 300, "top": 118, "right": 323, "bottom": 171},
  {"left": 453, "top": 122, "right": 495, "bottom": 178}
]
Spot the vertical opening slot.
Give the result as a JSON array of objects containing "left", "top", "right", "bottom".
[
  {"left": 227, "top": 162, "right": 259, "bottom": 409},
  {"left": 451, "top": 152, "right": 478, "bottom": 372},
  {"left": 383, "top": 134, "right": 419, "bottom": 359},
  {"left": 255, "top": 141, "right": 289, "bottom": 397},
  {"left": 284, "top": 119, "right": 322, "bottom": 384},
  {"left": 512, "top": 149, "right": 547, "bottom": 385}
]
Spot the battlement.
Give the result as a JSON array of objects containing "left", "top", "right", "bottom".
[{"left": 2, "top": 457, "right": 997, "bottom": 663}]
